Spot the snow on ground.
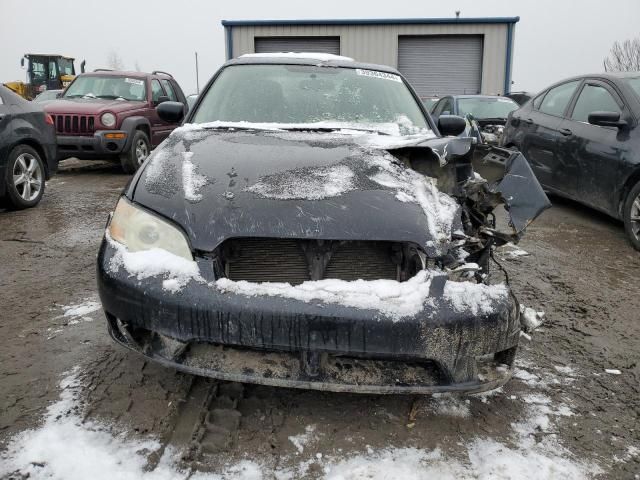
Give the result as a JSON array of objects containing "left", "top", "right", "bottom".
[
  {"left": 106, "top": 234, "right": 202, "bottom": 293},
  {"left": 245, "top": 164, "right": 355, "bottom": 200},
  {"left": 1, "top": 365, "right": 603, "bottom": 480},
  {"left": 0, "top": 369, "right": 173, "bottom": 480},
  {"left": 520, "top": 306, "right": 545, "bottom": 331},
  {"left": 430, "top": 393, "right": 471, "bottom": 418},
  {"left": 182, "top": 152, "right": 207, "bottom": 202},
  {"left": 288, "top": 425, "right": 320, "bottom": 454},
  {"left": 498, "top": 243, "right": 529, "bottom": 259},
  {"left": 62, "top": 299, "right": 101, "bottom": 318}
]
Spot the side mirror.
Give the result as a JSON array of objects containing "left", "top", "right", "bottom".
[
  {"left": 20, "top": 58, "right": 25, "bottom": 68},
  {"left": 56, "top": 92, "right": 63, "bottom": 98},
  {"left": 154, "top": 95, "right": 170, "bottom": 106},
  {"left": 80, "top": 60, "right": 86, "bottom": 73},
  {"left": 157, "top": 101, "right": 185, "bottom": 123},
  {"left": 588, "top": 111, "right": 627, "bottom": 129},
  {"left": 438, "top": 115, "right": 467, "bottom": 137}
]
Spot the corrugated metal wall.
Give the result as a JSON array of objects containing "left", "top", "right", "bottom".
[
  {"left": 398, "top": 35, "right": 483, "bottom": 96},
  {"left": 255, "top": 36, "right": 341, "bottom": 54},
  {"left": 229, "top": 23, "right": 510, "bottom": 94}
]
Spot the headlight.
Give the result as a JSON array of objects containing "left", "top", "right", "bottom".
[
  {"left": 108, "top": 197, "right": 192, "bottom": 260},
  {"left": 101, "top": 112, "right": 116, "bottom": 127}
]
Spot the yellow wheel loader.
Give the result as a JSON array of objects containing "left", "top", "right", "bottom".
[{"left": 4, "top": 54, "right": 85, "bottom": 100}]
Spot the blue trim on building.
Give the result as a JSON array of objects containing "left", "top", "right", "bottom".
[
  {"left": 225, "top": 25, "right": 233, "bottom": 61},
  {"left": 504, "top": 23, "right": 514, "bottom": 94},
  {"left": 221, "top": 17, "right": 520, "bottom": 27}
]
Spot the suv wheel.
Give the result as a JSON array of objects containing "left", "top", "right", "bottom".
[
  {"left": 623, "top": 180, "right": 640, "bottom": 251},
  {"left": 120, "top": 130, "right": 150, "bottom": 174},
  {"left": 3, "top": 145, "right": 46, "bottom": 210}
]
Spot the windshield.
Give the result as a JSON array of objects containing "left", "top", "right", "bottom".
[
  {"left": 192, "top": 64, "right": 430, "bottom": 135},
  {"left": 58, "top": 58, "right": 75, "bottom": 76},
  {"left": 457, "top": 97, "right": 519, "bottom": 119},
  {"left": 63, "top": 76, "right": 146, "bottom": 101}
]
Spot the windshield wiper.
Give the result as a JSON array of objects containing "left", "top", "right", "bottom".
[{"left": 280, "top": 126, "right": 392, "bottom": 135}]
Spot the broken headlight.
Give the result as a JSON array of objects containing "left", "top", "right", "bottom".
[{"left": 108, "top": 197, "right": 192, "bottom": 260}]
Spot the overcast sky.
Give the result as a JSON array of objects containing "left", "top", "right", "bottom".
[{"left": 1, "top": 0, "right": 638, "bottom": 95}]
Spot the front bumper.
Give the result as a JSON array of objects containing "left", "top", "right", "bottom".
[
  {"left": 56, "top": 131, "right": 128, "bottom": 160},
  {"left": 97, "top": 239, "right": 521, "bottom": 394}
]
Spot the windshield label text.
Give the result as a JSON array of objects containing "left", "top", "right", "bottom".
[{"left": 355, "top": 69, "right": 402, "bottom": 83}]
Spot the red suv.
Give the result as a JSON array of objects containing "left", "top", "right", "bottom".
[{"left": 45, "top": 70, "right": 186, "bottom": 172}]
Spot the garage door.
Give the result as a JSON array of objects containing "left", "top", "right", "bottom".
[
  {"left": 398, "top": 36, "right": 483, "bottom": 97},
  {"left": 254, "top": 37, "right": 340, "bottom": 55}
]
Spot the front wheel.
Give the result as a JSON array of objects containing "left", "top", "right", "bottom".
[
  {"left": 3, "top": 145, "right": 46, "bottom": 209},
  {"left": 623, "top": 180, "right": 640, "bottom": 251},
  {"left": 120, "top": 130, "right": 150, "bottom": 174}
]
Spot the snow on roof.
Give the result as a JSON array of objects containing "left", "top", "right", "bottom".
[{"left": 240, "top": 52, "right": 354, "bottom": 62}]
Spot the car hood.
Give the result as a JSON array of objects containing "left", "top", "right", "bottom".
[
  {"left": 44, "top": 98, "right": 146, "bottom": 115},
  {"left": 130, "top": 128, "right": 471, "bottom": 257}
]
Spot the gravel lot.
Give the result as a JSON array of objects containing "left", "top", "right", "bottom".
[{"left": 0, "top": 160, "right": 638, "bottom": 479}]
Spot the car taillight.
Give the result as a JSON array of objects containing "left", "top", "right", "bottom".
[{"left": 45, "top": 114, "right": 54, "bottom": 126}]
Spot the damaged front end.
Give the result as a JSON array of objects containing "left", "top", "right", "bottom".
[
  {"left": 97, "top": 130, "right": 550, "bottom": 395},
  {"left": 385, "top": 136, "right": 551, "bottom": 278}
]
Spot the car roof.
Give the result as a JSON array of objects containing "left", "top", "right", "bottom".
[
  {"left": 81, "top": 70, "right": 172, "bottom": 78},
  {"left": 225, "top": 53, "right": 401, "bottom": 75},
  {"left": 451, "top": 94, "right": 515, "bottom": 100},
  {"left": 538, "top": 72, "right": 640, "bottom": 93}
]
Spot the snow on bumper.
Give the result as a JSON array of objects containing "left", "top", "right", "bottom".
[{"left": 97, "top": 240, "right": 520, "bottom": 394}]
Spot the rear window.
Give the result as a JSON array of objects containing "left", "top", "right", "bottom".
[
  {"left": 457, "top": 97, "right": 519, "bottom": 119},
  {"left": 539, "top": 81, "right": 580, "bottom": 117},
  {"left": 624, "top": 77, "right": 640, "bottom": 100}
]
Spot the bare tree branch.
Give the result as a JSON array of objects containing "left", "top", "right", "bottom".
[
  {"left": 603, "top": 37, "right": 640, "bottom": 72},
  {"left": 106, "top": 50, "right": 124, "bottom": 71}
]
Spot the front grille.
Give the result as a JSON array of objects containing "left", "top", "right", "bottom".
[
  {"left": 51, "top": 114, "right": 95, "bottom": 135},
  {"left": 221, "top": 238, "right": 402, "bottom": 284}
]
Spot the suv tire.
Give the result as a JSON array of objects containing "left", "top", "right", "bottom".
[
  {"left": 3, "top": 144, "right": 46, "bottom": 210},
  {"left": 120, "top": 130, "right": 150, "bottom": 174},
  {"left": 623, "top": 180, "right": 640, "bottom": 251}
]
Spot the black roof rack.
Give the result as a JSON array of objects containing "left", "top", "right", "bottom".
[
  {"left": 93, "top": 68, "right": 113, "bottom": 72},
  {"left": 152, "top": 70, "right": 173, "bottom": 77}
]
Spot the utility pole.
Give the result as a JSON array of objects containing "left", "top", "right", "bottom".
[{"left": 195, "top": 52, "right": 200, "bottom": 94}]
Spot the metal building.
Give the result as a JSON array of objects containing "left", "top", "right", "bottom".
[{"left": 221, "top": 17, "right": 518, "bottom": 97}]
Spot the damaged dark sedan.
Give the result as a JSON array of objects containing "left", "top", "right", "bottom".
[{"left": 97, "top": 54, "right": 550, "bottom": 394}]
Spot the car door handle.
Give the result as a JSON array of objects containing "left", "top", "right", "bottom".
[
  {"left": 559, "top": 128, "right": 573, "bottom": 136},
  {"left": 524, "top": 118, "right": 533, "bottom": 125}
]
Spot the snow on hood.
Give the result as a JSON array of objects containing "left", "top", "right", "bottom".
[
  {"left": 133, "top": 128, "right": 460, "bottom": 257},
  {"left": 245, "top": 164, "right": 356, "bottom": 200}
]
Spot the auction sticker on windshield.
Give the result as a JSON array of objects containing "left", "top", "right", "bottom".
[
  {"left": 355, "top": 69, "right": 402, "bottom": 83},
  {"left": 125, "top": 78, "right": 144, "bottom": 85}
]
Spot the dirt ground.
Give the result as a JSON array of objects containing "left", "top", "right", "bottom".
[{"left": 0, "top": 160, "right": 638, "bottom": 478}]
